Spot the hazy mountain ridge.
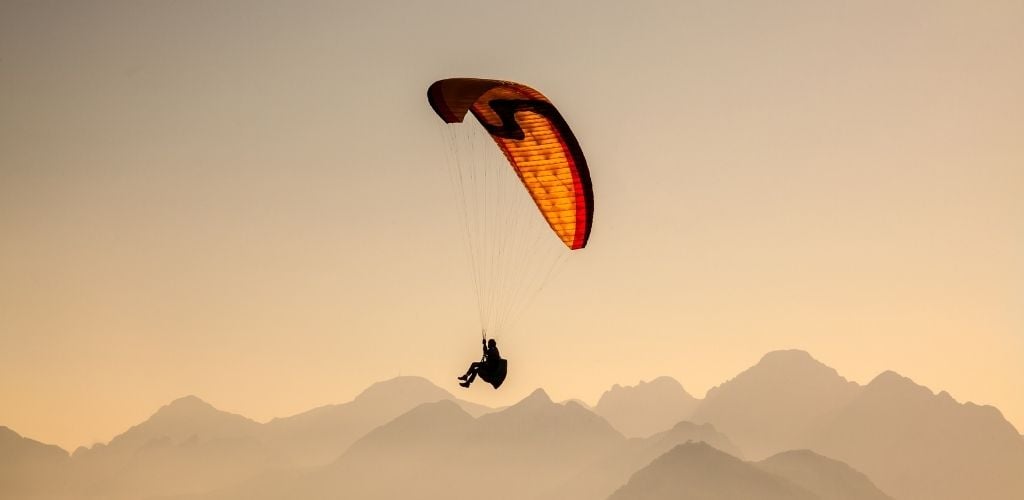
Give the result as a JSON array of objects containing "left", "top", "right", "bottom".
[
  {"left": 609, "top": 442, "right": 891, "bottom": 500},
  {"left": 806, "top": 370, "right": 1024, "bottom": 500},
  {"left": 4, "top": 351, "right": 1024, "bottom": 500},
  {"left": 550, "top": 420, "right": 742, "bottom": 500},
  {"left": 471, "top": 388, "right": 623, "bottom": 454},
  {"left": 691, "top": 349, "right": 862, "bottom": 459},
  {"left": 206, "top": 386, "right": 890, "bottom": 500},
  {"left": 0, "top": 426, "right": 69, "bottom": 463},
  {"left": 204, "top": 389, "right": 627, "bottom": 500},
  {"left": 593, "top": 376, "right": 700, "bottom": 438},
  {"left": 9, "top": 377, "right": 493, "bottom": 500},
  {"left": 757, "top": 450, "right": 893, "bottom": 500},
  {"left": 260, "top": 375, "right": 479, "bottom": 466},
  {"left": 609, "top": 442, "right": 819, "bottom": 500},
  {"left": 685, "top": 351, "right": 1024, "bottom": 499},
  {"left": 73, "top": 395, "right": 262, "bottom": 459},
  {"left": 69, "top": 395, "right": 277, "bottom": 499},
  {"left": 0, "top": 426, "right": 70, "bottom": 499}
]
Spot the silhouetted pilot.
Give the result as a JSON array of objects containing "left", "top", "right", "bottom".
[{"left": 458, "top": 338, "right": 507, "bottom": 389}]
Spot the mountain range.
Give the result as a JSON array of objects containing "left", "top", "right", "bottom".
[
  {"left": 3, "top": 350, "right": 1023, "bottom": 500},
  {"left": 609, "top": 442, "right": 892, "bottom": 500},
  {"left": 593, "top": 376, "right": 700, "bottom": 438},
  {"left": 0, "top": 426, "right": 70, "bottom": 499}
]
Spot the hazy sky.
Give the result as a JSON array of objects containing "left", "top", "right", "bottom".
[{"left": 2, "top": 0, "right": 1022, "bottom": 451}]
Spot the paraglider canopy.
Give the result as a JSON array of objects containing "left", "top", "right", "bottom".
[{"left": 428, "top": 78, "right": 594, "bottom": 250}]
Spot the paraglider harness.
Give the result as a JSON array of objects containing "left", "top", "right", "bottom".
[{"left": 479, "top": 332, "right": 508, "bottom": 390}]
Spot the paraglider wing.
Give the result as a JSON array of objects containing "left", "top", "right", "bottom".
[{"left": 428, "top": 78, "right": 594, "bottom": 249}]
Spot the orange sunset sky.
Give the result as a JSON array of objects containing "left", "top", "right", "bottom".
[{"left": 1, "top": 0, "right": 1022, "bottom": 451}]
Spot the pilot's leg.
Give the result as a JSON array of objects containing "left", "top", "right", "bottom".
[
  {"left": 459, "top": 362, "right": 482, "bottom": 382},
  {"left": 465, "top": 362, "right": 482, "bottom": 383}
]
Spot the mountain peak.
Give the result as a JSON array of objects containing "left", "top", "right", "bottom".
[
  {"left": 522, "top": 388, "right": 553, "bottom": 405},
  {"left": 650, "top": 375, "right": 686, "bottom": 387},
  {"left": 0, "top": 426, "right": 70, "bottom": 458},
  {"left": 473, "top": 386, "right": 624, "bottom": 455},
  {"left": 864, "top": 370, "right": 934, "bottom": 400},
  {"left": 610, "top": 441, "right": 817, "bottom": 500},
  {"left": 667, "top": 439, "right": 720, "bottom": 457},
  {"left": 758, "top": 349, "right": 816, "bottom": 366},
  {"left": 482, "top": 387, "right": 606, "bottom": 426},
  {"left": 602, "top": 376, "right": 691, "bottom": 397},
  {"left": 758, "top": 450, "right": 894, "bottom": 500},
  {"left": 354, "top": 376, "right": 453, "bottom": 403},
  {"left": 149, "top": 395, "right": 246, "bottom": 422},
  {"left": 594, "top": 376, "right": 699, "bottom": 438},
  {"left": 375, "top": 399, "right": 472, "bottom": 431},
  {"left": 344, "top": 399, "right": 475, "bottom": 456},
  {"left": 808, "top": 368, "right": 1024, "bottom": 500},
  {"left": 704, "top": 350, "right": 857, "bottom": 399},
  {"left": 84, "top": 394, "right": 261, "bottom": 456},
  {"left": 869, "top": 370, "right": 913, "bottom": 386},
  {"left": 693, "top": 350, "right": 861, "bottom": 458},
  {"left": 153, "top": 395, "right": 219, "bottom": 418}
]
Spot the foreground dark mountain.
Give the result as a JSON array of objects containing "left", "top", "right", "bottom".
[
  {"left": 593, "top": 376, "right": 699, "bottom": 438},
  {"left": 610, "top": 442, "right": 891, "bottom": 500},
  {"left": 691, "top": 350, "right": 861, "bottom": 459},
  {"left": 806, "top": 371, "right": 1024, "bottom": 500}
]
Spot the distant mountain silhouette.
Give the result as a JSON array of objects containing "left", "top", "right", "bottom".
[
  {"left": 71, "top": 395, "right": 275, "bottom": 499},
  {"left": 758, "top": 450, "right": 893, "bottom": 500},
  {"left": 207, "top": 389, "right": 625, "bottom": 500},
  {"left": 471, "top": 388, "right": 623, "bottom": 460},
  {"left": 609, "top": 442, "right": 818, "bottom": 500},
  {"left": 648, "top": 421, "right": 743, "bottom": 460},
  {"left": 561, "top": 398, "right": 593, "bottom": 409},
  {"left": 0, "top": 426, "right": 70, "bottom": 499},
  {"left": 74, "top": 395, "right": 262, "bottom": 459},
  {"left": 552, "top": 421, "right": 742, "bottom": 500},
  {"left": 256, "top": 400, "right": 480, "bottom": 500},
  {"left": 594, "top": 376, "right": 699, "bottom": 437},
  {"left": 323, "top": 400, "right": 479, "bottom": 500},
  {"left": 686, "top": 351, "right": 1024, "bottom": 498},
  {"left": 262, "top": 376, "right": 487, "bottom": 466},
  {"left": 806, "top": 370, "right": 1024, "bottom": 500},
  {"left": 346, "top": 399, "right": 476, "bottom": 454},
  {"left": 691, "top": 350, "right": 861, "bottom": 458},
  {"left": 0, "top": 377, "right": 497, "bottom": 500},
  {"left": 434, "top": 388, "right": 624, "bottom": 499},
  {"left": 610, "top": 442, "right": 891, "bottom": 500},
  {"left": 4, "top": 355, "right": 1024, "bottom": 500}
]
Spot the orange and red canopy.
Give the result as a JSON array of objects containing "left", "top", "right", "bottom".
[{"left": 428, "top": 78, "right": 594, "bottom": 250}]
